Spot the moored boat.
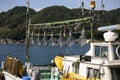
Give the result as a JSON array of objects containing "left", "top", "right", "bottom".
[
  {"left": 51, "top": 24, "right": 120, "bottom": 80},
  {"left": 0, "top": 55, "right": 51, "bottom": 80},
  {"left": 0, "top": 0, "right": 119, "bottom": 80}
]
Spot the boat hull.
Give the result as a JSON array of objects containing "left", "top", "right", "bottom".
[{"left": 3, "top": 71, "right": 22, "bottom": 80}]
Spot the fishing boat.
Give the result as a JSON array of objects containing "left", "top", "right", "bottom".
[
  {"left": 51, "top": 24, "right": 120, "bottom": 80},
  {"left": 0, "top": 0, "right": 119, "bottom": 80},
  {"left": 50, "top": 1, "right": 120, "bottom": 80}
]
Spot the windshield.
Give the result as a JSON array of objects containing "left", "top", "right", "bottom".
[
  {"left": 95, "top": 46, "right": 108, "bottom": 58},
  {"left": 94, "top": 44, "right": 120, "bottom": 60}
]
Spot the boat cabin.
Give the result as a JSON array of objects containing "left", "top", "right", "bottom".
[
  {"left": 62, "top": 42, "right": 120, "bottom": 80},
  {"left": 61, "top": 24, "right": 120, "bottom": 80}
]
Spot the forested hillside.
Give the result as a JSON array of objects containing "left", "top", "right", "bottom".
[{"left": 0, "top": 6, "right": 120, "bottom": 41}]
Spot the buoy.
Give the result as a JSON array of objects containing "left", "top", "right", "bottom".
[{"left": 22, "top": 76, "right": 31, "bottom": 80}]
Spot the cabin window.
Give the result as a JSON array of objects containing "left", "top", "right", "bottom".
[
  {"left": 110, "top": 66, "right": 120, "bottom": 80},
  {"left": 95, "top": 46, "right": 108, "bottom": 58},
  {"left": 87, "top": 68, "right": 100, "bottom": 79}
]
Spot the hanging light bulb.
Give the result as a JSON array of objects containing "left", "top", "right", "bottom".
[
  {"left": 57, "top": 30, "right": 63, "bottom": 47},
  {"left": 41, "top": 31, "right": 47, "bottom": 46},
  {"left": 49, "top": 31, "right": 56, "bottom": 46},
  {"left": 66, "top": 29, "right": 74, "bottom": 47},
  {"left": 78, "top": 27, "right": 87, "bottom": 46},
  {"left": 30, "top": 31, "right": 35, "bottom": 45},
  {"left": 36, "top": 32, "right": 41, "bottom": 45},
  {"left": 74, "top": 26, "right": 77, "bottom": 30},
  {"left": 63, "top": 26, "right": 66, "bottom": 37}
]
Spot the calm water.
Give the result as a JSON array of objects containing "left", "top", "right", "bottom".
[{"left": 0, "top": 44, "right": 90, "bottom": 66}]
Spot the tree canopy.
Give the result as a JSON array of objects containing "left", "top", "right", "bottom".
[{"left": 0, "top": 6, "right": 120, "bottom": 40}]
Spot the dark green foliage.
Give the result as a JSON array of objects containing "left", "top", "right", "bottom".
[
  {"left": 0, "top": 6, "right": 35, "bottom": 28},
  {"left": 0, "top": 6, "right": 35, "bottom": 40},
  {"left": 31, "top": 6, "right": 75, "bottom": 23},
  {"left": 0, "top": 6, "right": 120, "bottom": 40},
  {"left": 106, "top": 8, "right": 120, "bottom": 24}
]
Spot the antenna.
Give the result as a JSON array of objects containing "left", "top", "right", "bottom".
[
  {"left": 101, "top": 0, "right": 105, "bottom": 10},
  {"left": 25, "top": 0, "right": 30, "bottom": 62},
  {"left": 101, "top": 0, "right": 105, "bottom": 14},
  {"left": 80, "top": 0, "right": 84, "bottom": 15}
]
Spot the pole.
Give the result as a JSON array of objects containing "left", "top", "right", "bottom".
[
  {"left": 90, "top": 0, "right": 95, "bottom": 42},
  {"left": 25, "top": 0, "right": 30, "bottom": 62},
  {"left": 90, "top": 9, "right": 94, "bottom": 42}
]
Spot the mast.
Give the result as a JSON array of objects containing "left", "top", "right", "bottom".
[
  {"left": 80, "top": 0, "right": 84, "bottom": 15},
  {"left": 25, "top": 0, "right": 30, "bottom": 62},
  {"left": 90, "top": 0, "right": 95, "bottom": 42}
]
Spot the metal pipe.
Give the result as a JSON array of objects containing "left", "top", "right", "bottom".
[{"left": 90, "top": 0, "right": 95, "bottom": 42}]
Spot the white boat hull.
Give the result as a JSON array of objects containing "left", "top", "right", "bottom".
[{"left": 3, "top": 71, "right": 22, "bottom": 80}]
